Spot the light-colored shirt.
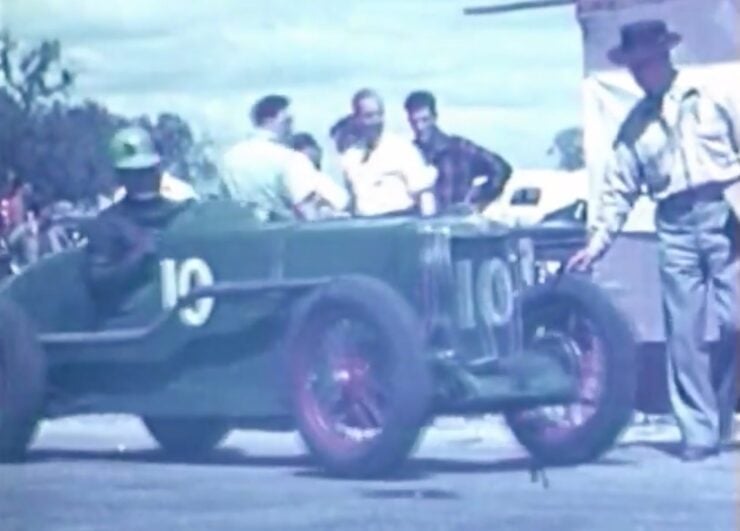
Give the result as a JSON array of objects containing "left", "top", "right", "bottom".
[
  {"left": 222, "top": 129, "right": 349, "bottom": 221},
  {"left": 589, "top": 72, "right": 740, "bottom": 257},
  {"left": 341, "top": 131, "right": 437, "bottom": 216}
]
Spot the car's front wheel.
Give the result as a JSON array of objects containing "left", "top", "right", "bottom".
[
  {"left": 505, "top": 274, "right": 637, "bottom": 465},
  {"left": 285, "top": 276, "right": 433, "bottom": 478},
  {"left": 0, "top": 301, "right": 46, "bottom": 462},
  {"left": 142, "top": 418, "right": 230, "bottom": 457}
]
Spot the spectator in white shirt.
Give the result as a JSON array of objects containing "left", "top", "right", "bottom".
[
  {"left": 222, "top": 95, "right": 349, "bottom": 222},
  {"left": 341, "top": 89, "right": 437, "bottom": 217}
]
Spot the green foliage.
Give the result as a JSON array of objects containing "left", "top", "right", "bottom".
[
  {"left": 0, "top": 32, "right": 74, "bottom": 113},
  {"left": 0, "top": 33, "right": 222, "bottom": 205}
]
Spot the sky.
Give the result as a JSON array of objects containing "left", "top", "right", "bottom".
[{"left": 3, "top": 0, "right": 585, "bottom": 169}]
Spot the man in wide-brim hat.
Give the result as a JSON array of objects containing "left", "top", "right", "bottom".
[
  {"left": 569, "top": 19, "right": 740, "bottom": 462},
  {"left": 607, "top": 19, "right": 682, "bottom": 66}
]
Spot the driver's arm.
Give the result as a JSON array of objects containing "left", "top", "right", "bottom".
[{"left": 85, "top": 216, "right": 156, "bottom": 297}]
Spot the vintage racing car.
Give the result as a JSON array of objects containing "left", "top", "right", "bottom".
[{"left": 0, "top": 199, "right": 637, "bottom": 477}]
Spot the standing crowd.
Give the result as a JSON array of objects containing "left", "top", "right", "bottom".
[{"left": 221, "top": 88, "right": 512, "bottom": 221}]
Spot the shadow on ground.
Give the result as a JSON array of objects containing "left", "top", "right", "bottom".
[
  {"left": 618, "top": 440, "right": 683, "bottom": 457},
  {"left": 618, "top": 439, "right": 740, "bottom": 458},
  {"left": 23, "top": 447, "right": 310, "bottom": 468},
  {"left": 293, "top": 455, "right": 635, "bottom": 482},
  {"left": 17, "top": 447, "right": 637, "bottom": 482}
]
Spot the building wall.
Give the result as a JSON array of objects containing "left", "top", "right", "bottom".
[{"left": 577, "top": 0, "right": 740, "bottom": 232}]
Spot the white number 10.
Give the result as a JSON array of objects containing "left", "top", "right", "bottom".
[{"left": 160, "top": 258, "right": 216, "bottom": 327}]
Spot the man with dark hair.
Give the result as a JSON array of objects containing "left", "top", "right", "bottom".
[
  {"left": 404, "top": 90, "right": 512, "bottom": 211},
  {"left": 223, "top": 95, "right": 348, "bottom": 221},
  {"left": 341, "top": 89, "right": 436, "bottom": 217},
  {"left": 250, "top": 95, "right": 292, "bottom": 136},
  {"left": 568, "top": 20, "right": 740, "bottom": 461}
]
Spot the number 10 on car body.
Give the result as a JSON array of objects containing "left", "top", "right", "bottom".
[
  {"left": 160, "top": 258, "right": 216, "bottom": 327},
  {"left": 455, "top": 257, "right": 514, "bottom": 330}
]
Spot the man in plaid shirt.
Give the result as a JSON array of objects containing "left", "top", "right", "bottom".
[{"left": 404, "top": 90, "right": 512, "bottom": 212}]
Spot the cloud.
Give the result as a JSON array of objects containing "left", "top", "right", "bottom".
[
  {"left": 6, "top": 0, "right": 219, "bottom": 42},
  {"left": 5, "top": 0, "right": 584, "bottom": 168}
]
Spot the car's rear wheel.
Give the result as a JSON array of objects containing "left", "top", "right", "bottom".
[
  {"left": 504, "top": 274, "right": 637, "bottom": 465},
  {"left": 142, "top": 418, "right": 230, "bottom": 457},
  {"left": 0, "top": 301, "right": 46, "bottom": 462},
  {"left": 285, "top": 276, "right": 432, "bottom": 478}
]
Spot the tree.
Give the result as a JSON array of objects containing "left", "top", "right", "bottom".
[
  {"left": 143, "top": 113, "right": 225, "bottom": 198},
  {"left": 13, "top": 100, "right": 125, "bottom": 202},
  {"left": 147, "top": 112, "right": 195, "bottom": 179},
  {"left": 0, "top": 32, "right": 74, "bottom": 113},
  {"left": 549, "top": 127, "right": 585, "bottom": 171},
  {"left": 0, "top": 90, "right": 24, "bottom": 190},
  {"left": 0, "top": 32, "right": 224, "bottom": 206},
  {"left": 188, "top": 135, "right": 225, "bottom": 199}
]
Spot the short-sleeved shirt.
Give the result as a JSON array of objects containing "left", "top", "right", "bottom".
[
  {"left": 341, "top": 131, "right": 437, "bottom": 217},
  {"left": 222, "top": 129, "right": 348, "bottom": 221}
]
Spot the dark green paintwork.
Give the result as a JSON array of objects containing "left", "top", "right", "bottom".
[{"left": 1, "top": 200, "right": 576, "bottom": 420}]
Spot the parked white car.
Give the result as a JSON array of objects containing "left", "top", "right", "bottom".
[{"left": 483, "top": 168, "right": 589, "bottom": 226}]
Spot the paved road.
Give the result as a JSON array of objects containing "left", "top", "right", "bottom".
[{"left": 0, "top": 416, "right": 737, "bottom": 531}]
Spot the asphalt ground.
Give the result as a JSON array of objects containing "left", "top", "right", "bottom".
[{"left": 0, "top": 415, "right": 737, "bottom": 531}]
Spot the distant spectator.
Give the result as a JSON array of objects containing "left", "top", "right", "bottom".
[
  {"left": 329, "top": 115, "right": 360, "bottom": 154},
  {"left": 404, "top": 90, "right": 512, "bottom": 211},
  {"left": 291, "top": 132, "right": 323, "bottom": 170},
  {"left": 1, "top": 171, "right": 30, "bottom": 234},
  {"left": 548, "top": 127, "right": 585, "bottom": 171}
]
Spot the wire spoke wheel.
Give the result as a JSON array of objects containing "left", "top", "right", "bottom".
[
  {"left": 505, "top": 276, "right": 636, "bottom": 465},
  {"left": 297, "top": 314, "right": 389, "bottom": 450},
  {"left": 287, "top": 276, "right": 432, "bottom": 478},
  {"left": 0, "top": 302, "right": 46, "bottom": 462},
  {"left": 518, "top": 309, "right": 606, "bottom": 442}
]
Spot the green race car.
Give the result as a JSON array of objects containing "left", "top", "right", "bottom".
[{"left": 0, "top": 200, "right": 637, "bottom": 477}]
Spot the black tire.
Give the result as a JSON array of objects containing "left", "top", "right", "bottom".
[
  {"left": 284, "top": 275, "right": 433, "bottom": 478},
  {"left": 142, "top": 418, "right": 230, "bottom": 457},
  {"left": 505, "top": 274, "right": 637, "bottom": 465},
  {"left": 0, "top": 301, "right": 47, "bottom": 462}
]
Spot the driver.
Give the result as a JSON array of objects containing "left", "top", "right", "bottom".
[{"left": 85, "top": 126, "right": 191, "bottom": 310}]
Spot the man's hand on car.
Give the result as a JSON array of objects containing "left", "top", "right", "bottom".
[{"left": 566, "top": 246, "right": 598, "bottom": 272}]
